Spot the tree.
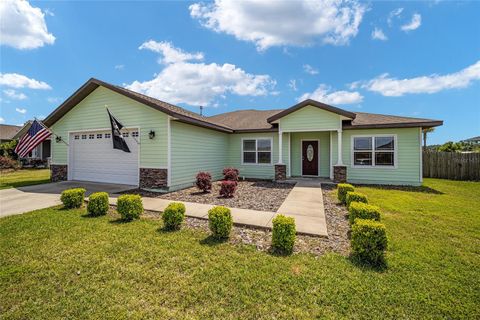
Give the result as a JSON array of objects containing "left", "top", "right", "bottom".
[
  {"left": 422, "top": 127, "right": 435, "bottom": 151},
  {"left": 438, "top": 141, "right": 461, "bottom": 152}
]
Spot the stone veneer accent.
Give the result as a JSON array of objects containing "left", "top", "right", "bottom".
[
  {"left": 274, "top": 164, "right": 287, "bottom": 181},
  {"left": 51, "top": 164, "right": 68, "bottom": 182},
  {"left": 140, "top": 168, "right": 168, "bottom": 189},
  {"left": 333, "top": 165, "right": 347, "bottom": 183}
]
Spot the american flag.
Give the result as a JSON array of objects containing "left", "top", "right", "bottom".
[{"left": 15, "top": 120, "right": 52, "bottom": 158}]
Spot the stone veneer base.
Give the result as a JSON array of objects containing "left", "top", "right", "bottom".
[
  {"left": 51, "top": 164, "right": 68, "bottom": 182},
  {"left": 139, "top": 168, "right": 168, "bottom": 189},
  {"left": 333, "top": 165, "right": 347, "bottom": 183},
  {"left": 274, "top": 164, "right": 287, "bottom": 181}
]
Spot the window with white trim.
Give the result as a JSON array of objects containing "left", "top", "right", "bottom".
[
  {"left": 74, "top": 135, "right": 79, "bottom": 140},
  {"left": 242, "top": 139, "right": 272, "bottom": 164},
  {"left": 353, "top": 136, "right": 395, "bottom": 167},
  {"left": 97, "top": 134, "right": 102, "bottom": 139},
  {"left": 123, "top": 132, "right": 129, "bottom": 137},
  {"left": 132, "top": 131, "right": 139, "bottom": 137},
  {"left": 89, "top": 134, "right": 95, "bottom": 139},
  {"left": 105, "top": 133, "right": 111, "bottom": 138},
  {"left": 81, "top": 134, "right": 87, "bottom": 140}
]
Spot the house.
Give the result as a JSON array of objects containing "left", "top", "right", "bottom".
[
  {"left": 0, "top": 124, "right": 22, "bottom": 144},
  {"left": 461, "top": 136, "right": 480, "bottom": 145},
  {"left": 12, "top": 121, "right": 52, "bottom": 163},
  {"left": 43, "top": 78, "right": 443, "bottom": 189}
]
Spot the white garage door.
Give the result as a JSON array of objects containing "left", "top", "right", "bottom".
[{"left": 69, "top": 129, "right": 139, "bottom": 185}]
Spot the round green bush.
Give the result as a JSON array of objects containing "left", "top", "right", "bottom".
[
  {"left": 351, "top": 219, "right": 387, "bottom": 266},
  {"left": 348, "top": 202, "right": 381, "bottom": 225},
  {"left": 346, "top": 191, "right": 368, "bottom": 208},
  {"left": 208, "top": 206, "right": 233, "bottom": 239},
  {"left": 117, "top": 194, "right": 143, "bottom": 221},
  {"left": 60, "top": 188, "right": 86, "bottom": 209},
  {"left": 337, "top": 183, "right": 354, "bottom": 204},
  {"left": 271, "top": 214, "right": 296, "bottom": 254},
  {"left": 87, "top": 192, "right": 109, "bottom": 216},
  {"left": 162, "top": 202, "right": 185, "bottom": 230}
]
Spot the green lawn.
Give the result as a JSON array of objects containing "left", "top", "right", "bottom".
[
  {"left": 0, "top": 169, "right": 50, "bottom": 189},
  {"left": 1, "top": 178, "right": 479, "bottom": 319}
]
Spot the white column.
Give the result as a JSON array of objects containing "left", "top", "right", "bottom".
[
  {"left": 336, "top": 129, "right": 343, "bottom": 165},
  {"left": 278, "top": 130, "right": 283, "bottom": 164}
]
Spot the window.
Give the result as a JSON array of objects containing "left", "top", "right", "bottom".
[
  {"left": 353, "top": 136, "right": 395, "bottom": 167},
  {"left": 89, "top": 134, "right": 95, "bottom": 139},
  {"left": 132, "top": 131, "right": 139, "bottom": 138},
  {"left": 74, "top": 135, "right": 79, "bottom": 140},
  {"left": 242, "top": 138, "right": 272, "bottom": 164},
  {"left": 123, "top": 132, "right": 129, "bottom": 137},
  {"left": 105, "top": 133, "right": 111, "bottom": 138},
  {"left": 97, "top": 134, "right": 102, "bottom": 139},
  {"left": 81, "top": 134, "right": 87, "bottom": 140}
]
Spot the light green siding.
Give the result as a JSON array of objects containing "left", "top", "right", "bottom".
[
  {"left": 170, "top": 121, "right": 228, "bottom": 189},
  {"left": 290, "top": 132, "right": 330, "bottom": 177},
  {"left": 51, "top": 86, "right": 168, "bottom": 168},
  {"left": 279, "top": 105, "right": 341, "bottom": 131},
  {"left": 331, "top": 128, "right": 422, "bottom": 185},
  {"left": 227, "top": 132, "right": 289, "bottom": 180}
]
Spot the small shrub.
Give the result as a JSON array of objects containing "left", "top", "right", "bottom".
[
  {"left": 87, "top": 192, "right": 109, "bottom": 216},
  {"left": 162, "top": 202, "right": 185, "bottom": 230},
  {"left": 195, "top": 171, "right": 212, "bottom": 192},
  {"left": 271, "top": 215, "right": 296, "bottom": 254},
  {"left": 117, "top": 194, "right": 143, "bottom": 221},
  {"left": 208, "top": 206, "right": 233, "bottom": 239},
  {"left": 0, "top": 156, "right": 19, "bottom": 169},
  {"left": 219, "top": 180, "right": 237, "bottom": 198},
  {"left": 351, "top": 219, "right": 387, "bottom": 266},
  {"left": 348, "top": 202, "right": 381, "bottom": 225},
  {"left": 60, "top": 188, "right": 86, "bottom": 209},
  {"left": 223, "top": 167, "right": 239, "bottom": 181},
  {"left": 346, "top": 191, "right": 368, "bottom": 208},
  {"left": 337, "top": 183, "right": 354, "bottom": 204}
]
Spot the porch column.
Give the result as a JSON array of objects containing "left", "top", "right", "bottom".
[
  {"left": 278, "top": 130, "right": 283, "bottom": 164},
  {"left": 334, "top": 129, "right": 347, "bottom": 183},
  {"left": 336, "top": 129, "right": 343, "bottom": 165}
]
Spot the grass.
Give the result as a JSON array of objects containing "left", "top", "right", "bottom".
[
  {"left": 1, "top": 178, "right": 479, "bottom": 319},
  {"left": 0, "top": 169, "right": 50, "bottom": 189}
]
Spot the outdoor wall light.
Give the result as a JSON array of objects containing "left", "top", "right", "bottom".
[
  {"left": 55, "top": 136, "right": 63, "bottom": 143},
  {"left": 149, "top": 130, "right": 155, "bottom": 139}
]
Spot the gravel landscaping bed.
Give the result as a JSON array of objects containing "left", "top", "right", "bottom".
[{"left": 144, "top": 180, "right": 295, "bottom": 212}]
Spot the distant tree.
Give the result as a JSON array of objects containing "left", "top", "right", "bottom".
[
  {"left": 422, "top": 127, "right": 435, "bottom": 151},
  {"left": 0, "top": 140, "right": 18, "bottom": 159},
  {"left": 438, "top": 141, "right": 461, "bottom": 152}
]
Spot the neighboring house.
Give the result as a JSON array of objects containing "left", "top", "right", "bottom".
[
  {"left": 461, "top": 136, "right": 480, "bottom": 145},
  {"left": 0, "top": 124, "right": 22, "bottom": 144},
  {"left": 44, "top": 78, "right": 443, "bottom": 189},
  {"left": 13, "top": 121, "right": 52, "bottom": 161}
]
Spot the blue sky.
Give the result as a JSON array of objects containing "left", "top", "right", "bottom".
[{"left": 1, "top": 0, "right": 479, "bottom": 144}]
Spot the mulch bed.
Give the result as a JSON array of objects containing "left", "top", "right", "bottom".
[{"left": 141, "top": 180, "right": 295, "bottom": 212}]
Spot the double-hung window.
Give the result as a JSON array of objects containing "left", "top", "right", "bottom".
[
  {"left": 353, "top": 135, "right": 395, "bottom": 167},
  {"left": 242, "top": 138, "right": 272, "bottom": 164}
]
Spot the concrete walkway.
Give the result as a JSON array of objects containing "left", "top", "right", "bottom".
[{"left": 107, "top": 180, "right": 328, "bottom": 237}]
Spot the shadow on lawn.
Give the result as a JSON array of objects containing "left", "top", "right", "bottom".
[
  {"left": 348, "top": 255, "right": 388, "bottom": 273},
  {"left": 199, "top": 235, "right": 229, "bottom": 246},
  {"left": 356, "top": 184, "right": 444, "bottom": 195}
]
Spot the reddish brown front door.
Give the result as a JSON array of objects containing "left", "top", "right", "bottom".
[{"left": 302, "top": 141, "right": 318, "bottom": 176}]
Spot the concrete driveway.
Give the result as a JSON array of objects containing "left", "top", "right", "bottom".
[{"left": 0, "top": 181, "right": 135, "bottom": 218}]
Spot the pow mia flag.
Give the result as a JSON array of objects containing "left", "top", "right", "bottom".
[{"left": 107, "top": 108, "right": 131, "bottom": 153}]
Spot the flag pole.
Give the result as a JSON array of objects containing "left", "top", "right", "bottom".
[{"left": 35, "top": 117, "right": 69, "bottom": 146}]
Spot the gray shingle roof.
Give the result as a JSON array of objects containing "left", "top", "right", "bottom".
[{"left": 0, "top": 124, "right": 22, "bottom": 140}]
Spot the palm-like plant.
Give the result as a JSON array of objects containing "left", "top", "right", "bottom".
[{"left": 422, "top": 127, "right": 435, "bottom": 151}]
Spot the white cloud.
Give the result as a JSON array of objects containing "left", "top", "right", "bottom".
[
  {"left": 139, "top": 40, "right": 204, "bottom": 64},
  {"left": 371, "top": 28, "right": 388, "bottom": 41},
  {"left": 190, "top": 0, "right": 366, "bottom": 51},
  {"left": 303, "top": 64, "right": 319, "bottom": 75},
  {"left": 299, "top": 84, "right": 363, "bottom": 105},
  {"left": 0, "top": 117, "right": 5, "bottom": 123},
  {"left": 126, "top": 41, "right": 275, "bottom": 106},
  {"left": 15, "top": 107, "right": 27, "bottom": 114},
  {"left": 401, "top": 13, "right": 422, "bottom": 32},
  {"left": 288, "top": 79, "right": 298, "bottom": 91},
  {"left": 3, "top": 89, "right": 27, "bottom": 100},
  {"left": 0, "top": 0, "right": 55, "bottom": 49},
  {"left": 114, "top": 64, "right": 125, "bottom": 70},
  {"left": 387, "top": 8, "right": 403, "bottom": 26},
  {"left": 47, "top": 97, "right": 61, "bottom": 103},
  {"left": 0, "top": 73, "right": 51, "bottom": 89},
  {"left": 361, "top": 60, "right": 480, "bottom": 96}
]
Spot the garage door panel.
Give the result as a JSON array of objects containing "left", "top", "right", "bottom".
[{"left": 69, "top": 131, "right": 139, "bottom": 185}]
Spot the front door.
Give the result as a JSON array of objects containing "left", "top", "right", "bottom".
[{"left": 302, "top": 141, "right": 318, "bottom": 176}]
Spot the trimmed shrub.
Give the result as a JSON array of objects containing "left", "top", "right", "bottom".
[
  {"left": 271, "top": 215, "right": 296, "bottom": 254},
  {"left": 219, "top": 180, "right": 237, "bottom": 198},
  {"left": 223, "top": 167, "right": 239, "bottom": 182},
  {"left": 337, "top": 183, "right": 354, "bottom": 204},
  {"left": 60, "top": 188, "right": 86, "bottom": 209},
  {"left": 346, "top": 191, "right": 368, "bottom": 208},
  {"left": 208, "top": 206, "right": 233, "bottom": 239},
  {"left": 348, "top": 202, "right": 381, "bottom": 225},
  {"left": 87, "top": 192, "right": 109, "bottom": 216},
  {"left": 162, "top": 202, "right": 185, "bottom": 230},
  {"left": 196, "top": 171, "right": 212, "bottom": 192},
  {"left": 351, "top": 219, "right": 387, "bottom": 265},
  {"left": 117, "top": 194, "right": 143, "bottom": 221}
]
